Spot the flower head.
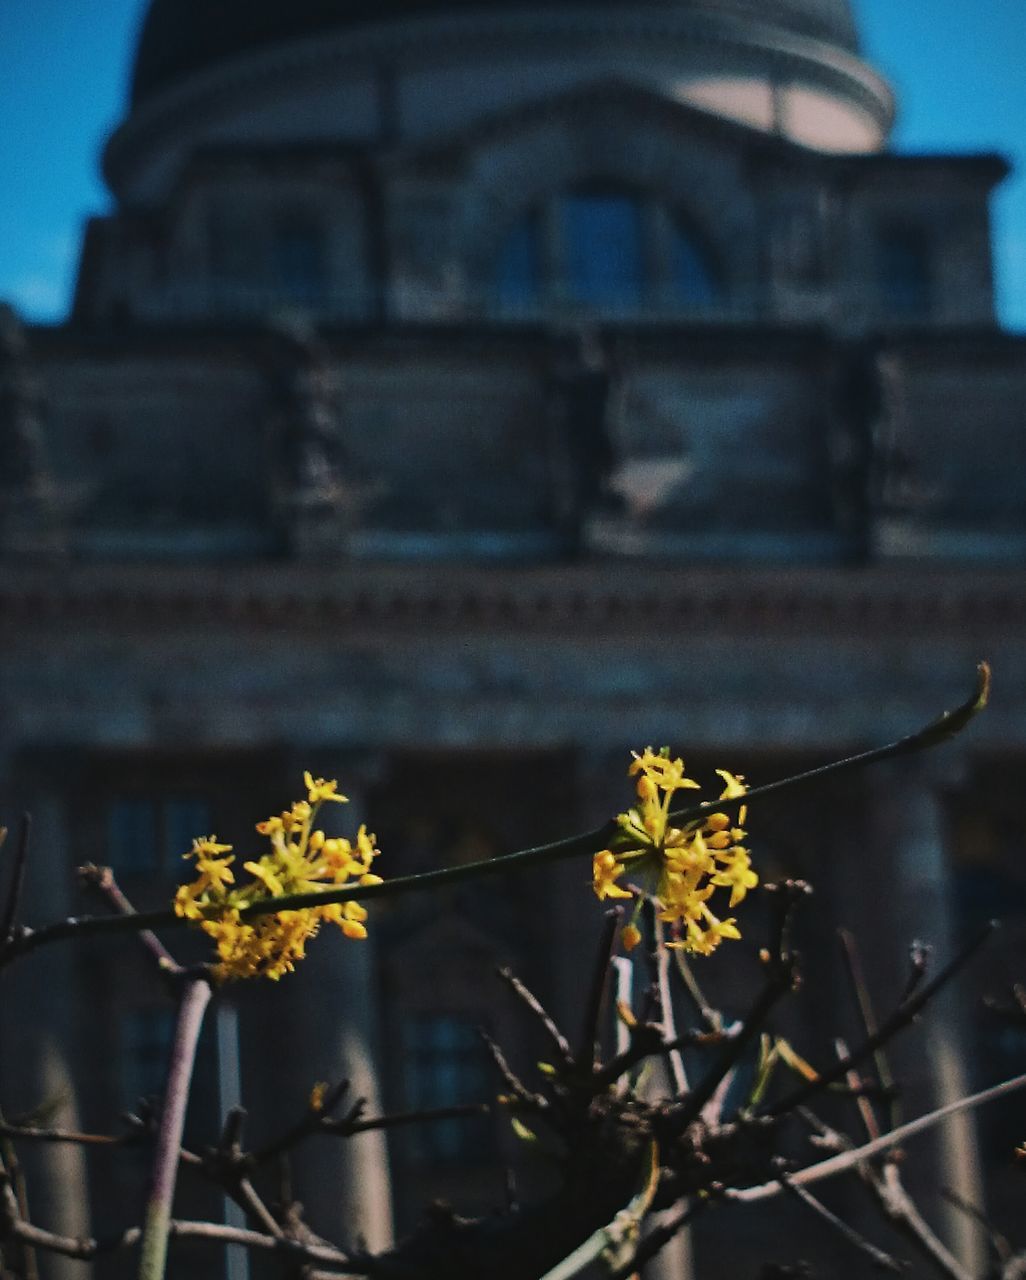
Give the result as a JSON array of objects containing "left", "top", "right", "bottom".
[
  {"left": 173, "top": 774, "right": 380, "bottom": 981},
  {"left": 592, "top": 749, "right": 757, "bottom": 956}
]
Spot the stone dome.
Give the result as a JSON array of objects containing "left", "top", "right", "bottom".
[{"left": 131, "top": 0, "right": 860, "bottom": 104}]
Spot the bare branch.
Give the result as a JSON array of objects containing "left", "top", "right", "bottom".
[
  {"left": 577, "top": 910, "right": 620, "bottom": 1072},
  {"left": 776, "top": 1168, "right": 905, "bottom": 1273},
  {"left": 675, "top": 880, "right": 808, "bottom": 1129},
  {"left": 497, "top": 967, "right": 573, "bottom": 1066},
  {"left": 77, "top": 864, "right": 184, "bottom": 980},
  {"left": 729, "top": 1069, "right": 1026, "bottom": 1204},
  {"left": 0, "top": 815, "right": 32, "bottom": 946},
  {"left": 764, "top": 922, "right": 996, "bottom": 1118},
  {"left": 479, "top": 1029, "right": 548, "bottom": 1111}
]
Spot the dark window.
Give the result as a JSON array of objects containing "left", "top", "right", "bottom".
[
  {"left": 876, "top": 224, "right": 932, "bottom": 317},
  {"left": 493, "top": 193, "right": 726, "bottom": 315},
  {"left": 672, "top": 219, "right": 722, "bottom": 306},
  {"left": 207, "top": 203, "right": 254, "bottom": 284},
  {"left": 401, "top": 1014, "right": 495, "bottom": 1163},
  {"left": 562, "top": 191, "right": 643, "bottom": 309},
  {"left": 495, "top": 213, "right": 542, "bottom": 313},
  {"left": 107, "top": 794, "right": 211, "bottom": 877},
  {"left": 119, "top": 1007, "right": 175, "bottom": 1108},
  {"left": 273, "top": 217, "right": 326, "bottom": 306}
]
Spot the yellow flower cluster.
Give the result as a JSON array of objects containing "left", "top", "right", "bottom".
[
  {"left": 174, "top": 772, "right": 382, "bottom": 981},
  {"left": 593, "top": 748, "right": 756, "bottom": 956}
]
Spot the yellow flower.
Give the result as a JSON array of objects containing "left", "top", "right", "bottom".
[
  {"left": 304, "top": 772, "right": 348, "bottom": 805},
  {"left": 191, "top": 836, "right": 233, "bottom": 857},
  {"left": 711, "top": 849, "right": 759, "bottom": 908},
  {"left": 173, "top": 773, "right": 381, "bottom": 981},
  {"left": 621, "top": 923, "right": 642, "bottom": 952},
  {"left": 593, "top": 749, "right": 757, "bottom": 956},
  {"left": 593, "top": 850, "right": 633, "bottom": 901}
]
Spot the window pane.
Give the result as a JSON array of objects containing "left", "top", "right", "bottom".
[
  {"left": 165, "top": 797, "right": 212, "bottom": 862},
  {"left": 207, "top": 202, "right": 255, "bottom": 283},
  {"left": 673, "top": 222, "right": 721, "bottom": 306},
  {"left": 877, "top": 225, "right": 932, "bottom": 317},
  {"left": 495, "top": 214, "right": 541, "bottom": 313},
  {"left": 107, "top": 798, "right": 159, "bottom": 874},
  {"left": 563, "top": 193, "right": 643, "bottom": 308},
  {"left": 400, "top": 1014, "right": 494, "bottom": 1164},
  {"left": 274, "top": 219, "right": 326, "bottom": 305},
  {"left": 120, "top": 1007, "right": 175, "bottom": 1107}
]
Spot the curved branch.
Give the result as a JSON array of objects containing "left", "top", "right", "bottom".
[{"left": 0, "top": 665, "right": 989, "bottom": 967}]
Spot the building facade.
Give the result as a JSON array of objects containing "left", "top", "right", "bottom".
[{"left": 2, "top": 1, "right": 1026, "bottom": 1276}]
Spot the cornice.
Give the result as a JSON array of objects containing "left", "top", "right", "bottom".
[
  {"left": 0, "top": 563, "right": 1022, "bottom": 638},
  {"left": 103, "top": 5, "right": 892, "bottom": 200}
]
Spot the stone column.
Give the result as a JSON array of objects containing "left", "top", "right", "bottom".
[
  {"left": 0, "top": 782, "right": 90, "bottom": 1279},
  {"left": 285, "top": 762, "right": 394, "bottom": 1252},
  {"left": 866, "top": 755, "right": 985, "bottom": 1276}
]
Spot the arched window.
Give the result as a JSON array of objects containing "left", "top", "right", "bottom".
[
  {"left": 671, "top": 218, "right": 722, "bottom": 307},
  {"left": 490, "top": 190, "right": 723, "bottom": 316},
  {"left": 562, "top": 188, "right": 643, "bottom": 309},
  {"left": 876, "top": 223, "right": 932, "bottom": 318},
  {"left": 273, "top": 215, "right": 326, "bottom": 307}
]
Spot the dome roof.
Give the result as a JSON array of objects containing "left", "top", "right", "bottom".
[{"left": 130, "top": 0, "right": 860, "bottom": 105}]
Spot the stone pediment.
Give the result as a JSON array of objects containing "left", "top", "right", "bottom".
[{"left": 384, "top": 74, "right": 819, "bottom": 180}]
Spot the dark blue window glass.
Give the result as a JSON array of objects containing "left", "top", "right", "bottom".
[
  {"left": 165, "top": 797, "right": 212, "bottom": 862},
  {"left": 274, "top": 218, "right": 326, "bottom": 306},
  {"left": 563, "top": 192, "right": 643, "bottom": 308},
  {"left": 120, "top": 1007, "right": 175, "bottom": 1107},
  {"left": 401, "top": 1014, "right": 495, "bottom": 1163},
  {"left": 108, "top": 799, "right": 159, "bottom": 874},
  {"left": 495, "top": 214, "right": 542, "bottom": 313},
  {"left": 107, "top": 795, "right": 211, "bottom": 875},
  {"left": 877, "top": 225, "right": 932, "bottom": 317},
  {"left": 673, "top": 222, "right": 721, "bottom": 307}
]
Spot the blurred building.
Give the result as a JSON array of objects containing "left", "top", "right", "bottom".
[{"left": 2, "top": 0, "right": 1026, "bottom": 1276}]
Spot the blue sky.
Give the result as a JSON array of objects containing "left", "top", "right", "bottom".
[{"left": 2, "top": 0, "right": 1025, "bottom": 329}]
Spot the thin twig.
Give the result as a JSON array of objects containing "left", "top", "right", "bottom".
[
  {"left": 835, "top": 1037, "right": 881, "bottom": 1142},
  {"left": 0, "top": 815, "right": 32, "bottom": 945},
  {"left": 611, "top": 957, "right": 633, "bottom": 1077},
  {"left": 233, "top": 1177, "right": 283, "bottom": 1239},
  {"left": 838, "top": 928, "right": 897, "bottom": 1133},
  {"left": 729, "top": 1069, "right": 1026, "bottom": 1203},
  {"left": 671, "top": 949, "right": 722, "bottom": 1032},
  {"left": 0, "top": 1123, "right": 127, "bottom": 1147},
  {"left": 537, "top": 1143, "right": 660, "bottom": 1280},
  {"left": 674, "top": 881, "right": 807, "bottom": 1128},
  {"left": 577, "top": 910, "right": 620, "bottom": 1072},
  {"left": 798, "top": 1106, "right": 973, "bottom": 1280},
  {"left": 763, "top": 922, "right": 996, "bottom": 1117},
  {"left": 479, "top": 1029, "right": 547, "bottom": 1110},
  {"left": 78, "top": 864, "right": 184, "bottom": 979},
  {"left": 941, "top": 1186, "right": 1014, "bottom": 1266},
  {"left": 875, "top": 1162, "right": 972, "bottom": 1280},
  {"left": 606, "top": 1199, "right": 706, "bottom": 1280},
  {"left": 0, "top": 1104, "right": 39, "bottom": 1280},
  {"left": 497, "top": 967, "right": 573, "bottom": 1065},
  {"left": 590, "top": 1025, "right": 708, "bottom": 1092},
  {"left": 138, "top": 974, "right": 213, "bottom": 1280},
  {"left": 254, "top": 1079, "right": 351, "bottom": 1165},
  {"left": 0, "top": 1191, "right": 358, "bottom": 1270},
  {"left": 777, "top": 1168, "right": 905, "bottom": 1272},
  {"left": 653, "top": 917, "right": 688, "bottom": 1095},
  {"left": 345, "top": 1103, "right": 490, "bottom": 1134}
]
